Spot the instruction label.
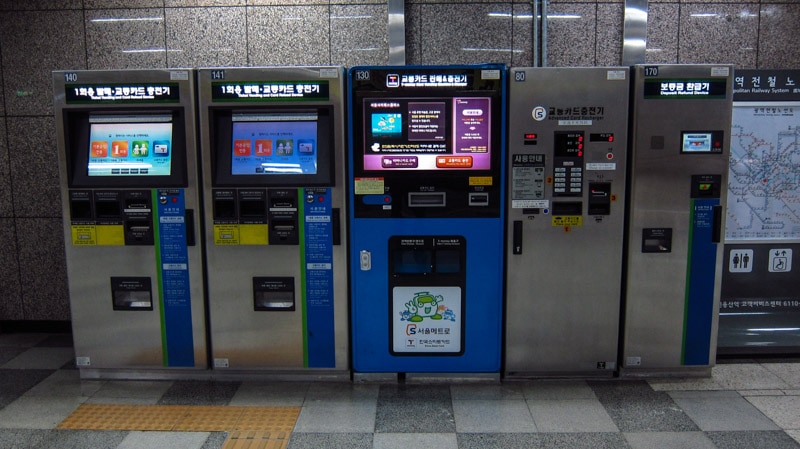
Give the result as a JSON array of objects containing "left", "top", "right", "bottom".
[
  {"left": 552, "top": 216, "right": 582, "bottom": 227},
  {"left": 511, "top": 154, "right": 546, "bottom": 209},
  {"left": 354, "top": 177, "right": 385, "bottom": 195}
]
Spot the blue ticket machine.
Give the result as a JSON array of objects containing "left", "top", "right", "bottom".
[{"left": 348, "top": 65, "right": 507, "bottom": 378}]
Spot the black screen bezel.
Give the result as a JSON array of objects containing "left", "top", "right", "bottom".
[
  {"left": 211, "top": 106, "right": 335, "bottom": 187},
  {"left": 64, "top": 109, "right": 189, "bottom": 188}
]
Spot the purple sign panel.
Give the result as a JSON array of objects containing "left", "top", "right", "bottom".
[
  {"left": 362, "top": 97, "right": 493, "bottom": 171},
  {"left": 455, "top": 97, "right": 490, "bottom": 155}
]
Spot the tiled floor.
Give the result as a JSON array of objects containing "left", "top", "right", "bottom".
[{"left": 1, "top": 332, "right": 799, "bottom": 449}]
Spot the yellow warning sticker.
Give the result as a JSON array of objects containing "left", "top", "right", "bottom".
[
  {"left": 214, "top": 224, "right": 240, "bottom": 245},
  {"left": 239, "top": 224, "right": 269, "bottom": 245},
  {"left": 469, "top": 176, "right": 493, "bottom": 186},
  {"left": 96, "top": 225, "right": 125, "bottom": 246},
  {"left": 552, "top": 216, "right": 583, "bottom": 227},
  {"left": 71, "top": 226, "right": 97, "bottom": 246},
  {"left": 354, "top": 177, "right": 385, "bottom": 195}
]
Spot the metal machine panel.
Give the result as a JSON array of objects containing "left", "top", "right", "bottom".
[
  {"left": 54, "top": 69, "right": 207, "bottom": 374},
  {"left": 197, "top": 67, "right": 348, "bottom": 374},
  {"left": 623, "top": 64, "right": 733, "bottom": 374},
  {"left": 505, "top": 67, "right": 630, "bottom": 377}
]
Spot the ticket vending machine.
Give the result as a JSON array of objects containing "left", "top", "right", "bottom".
[
  {"left": 54, "top": 69, "right": 207, "bottom": 376},
  {"left": 348, "top": 65, "right": 507, "bottom": 378},
  {"left": 197, "top": 67, "right": 348, "bottom": 375},
  {"left": 505, "top": 67, "right": 630, "bottom": 377},
  {"left": 623, "top": 64, "right": 733, "bottom": 375}
]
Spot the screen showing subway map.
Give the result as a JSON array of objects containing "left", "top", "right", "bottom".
[{"left": 725, "top": 104, "right": 800, "bottom": 240}]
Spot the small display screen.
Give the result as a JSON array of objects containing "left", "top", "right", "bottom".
[
  {"left": 363, "top": 97, "right": 492, "bottom": 171},
  {"left": 88, "top": 122, "right": 173, "bottom": 176},
  {"left": 681, "top": 131, "right": 723, "bottom": 153},
  {"left": 683, "top": 132, "right": 712, "bottom": 152},
  {"left": 230, "top": 119, "right": 318, "bottom": 175}
]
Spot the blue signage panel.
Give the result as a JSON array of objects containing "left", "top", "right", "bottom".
[
  {"left": 683, "top": 199, "right": 720, "bottom": 365},
  {"left": 155, "top": 189, "right": 195, "bottom": 367},
  {"left": 303, "top": 188, "right": 336, "bottom": 367}
]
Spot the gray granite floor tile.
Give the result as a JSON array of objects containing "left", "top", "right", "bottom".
[
  {"left": 764, "top": 363, "right": 800, "bottom": 389},
  {"left": 457, "top": 432, "right": 542, "bottom": 449},
  {"left": 293, "top": 401, "right": 377, "bottom": 433},
  {"left": 589, "top": 381, "right": 699, "bottom": 432},
  {"left": 201, "top": 432, "right": 228, "bottom": 449},
  {"left": 375, "top": 383, "right": 456, "bottom": 433},
  {"left": 372, "top": 432, "right": 457, "bottom": 449},
  {"left": 287, "top": 432, "right": 373, "bottom": 449},
  {"left": 706, "top": 430, "right": 800, "bottom": 449},
  {"left": 450, "top": 383, "right": 524, "bottom": 400},
  {"left": 0, "top": 429, "right": 49, "bottom": 449},
  {"left": 375, "top": 399, "right": 455, "bottom": 433},
  {"left": 623, "top": 431, "right": 716, "bottom": 449},
  {"left": 0, "top": 369, "right": 55, "bottom": 409},
  {"left": 529, "top": 399, "right": 619, "bottom": 433},
  {"left": 88, "top": 380, "right": 173, "bottom": 404},
  {"left": 522, "top": 380, "right": 596, "bottom": 400},
  {"left": 0, "top": 395, "right": 85, "bottom": 429},
  {"left": 539, "top": 432, "right": 631, "bottom": 449},
  {"left": 0, "top": 347, "right": 26, "bottom": 366},
  {"left": 23, "top": 370, "right": 103, "bottom": 398},
  {"left": 35, "top": 429, "right": 128, "bottom": 449},
  {"left": 157, "top": 380, "right": 240, "bottom": 405},
  {"left": 305, "top": 382, "right": 380, "bottom": 403},
  {"left": 788, "top": 429, "right": 800, "bottom": 445},
  {"left": 713, "top": 364, "right": 792, "bottom": 390},
  {"left": 648, "top": 377, "right": 724, "bottom": 391},
  {"left": 229, "top": 381, "right": 310, "bottom": 406},
  {"left": 1, "top": 347, "right": 74, "bottom": 370},
  {"left": 0, "top": 333, "right": 50, "bottom": 347},
  {"left": 669, "top": 390, "right": 779, "bottom": 431},
  {"left": 453, "top": 399, "right": 535, "bottom": 433},
  {"left": 742, "top": 389, "right": 790, "bottom": 397},
  {"left": 34, "top": 334, "right": 74, "bottom": 348},
  {"left": 378, "top": 383, "right": 451, "bottom": 401},
  {"left": 117, "top": 431, "right": 210, "bottom": 449},
  {"left": 745, "top": 395, "right": 800, "bottom": 430}
]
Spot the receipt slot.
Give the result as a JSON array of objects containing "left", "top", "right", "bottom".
[
  {"left": 622, "top": 65, "right": 733, "bottom": 375},
  {"left": 505, "top": 67, "right": 630, "bottom": 377},
  {"left": 54, "top": 69, "right": 207, "bottom": 376},
  {"left": 197, "top": 67, "right": 348, "bottom": 374},
  {"left": 348, "top": 65, "right": 507, "bottom": 378}
]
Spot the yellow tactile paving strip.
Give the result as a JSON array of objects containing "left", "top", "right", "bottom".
[{"left": 58, "top": 404, "right": 300, "bottom": 449}]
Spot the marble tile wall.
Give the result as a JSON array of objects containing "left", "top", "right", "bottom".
[{"left": 0, "top": 0, "right": 797, "bottom": 322}]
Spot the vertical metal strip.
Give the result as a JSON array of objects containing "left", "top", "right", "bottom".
[
  {"left": 532, "top": 0, "right": 539, "bottom": 66},
  {"left": 388, "top": 0, "right": 406, "bottom": 65},
  {"left": 532, "top": 0, "right": 546, "bottom": 67},
  {"left": 540, "top": 0, "right": 547, "bottom": 67},
  {"left": 622, "top": 0, "right": 648, "bottom": 65}
]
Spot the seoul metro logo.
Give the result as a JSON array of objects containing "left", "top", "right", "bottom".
[{"left": 532, "top": 106, "right": 547, "bottom": 121}]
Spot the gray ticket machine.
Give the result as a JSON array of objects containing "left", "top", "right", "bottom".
[
  {"left": 54, "top": 69, "right": 207, "bottom": 376},
  {"left": 197, "top": 67, "right": 348, "bottom": 375},
  {"left": 505, "top": 67, "right": 630, "bottom": 377},
  {"left": 623, "top": 64, "right": 733, "bottom": 375}
]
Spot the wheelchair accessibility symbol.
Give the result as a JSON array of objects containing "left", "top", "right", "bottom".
[{"left": 768, "top": 248, "right": 792, "bottom": 273}]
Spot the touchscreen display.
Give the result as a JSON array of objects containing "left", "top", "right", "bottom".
[
  {"left": 88, "top": 122, "right": 173, "bottom": 176},
  {"left": 230, "top": 120, "right": 318, "bottom": 175},
  {"left": 363, "top": 97, "right": 492, "bottom": 171}
]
